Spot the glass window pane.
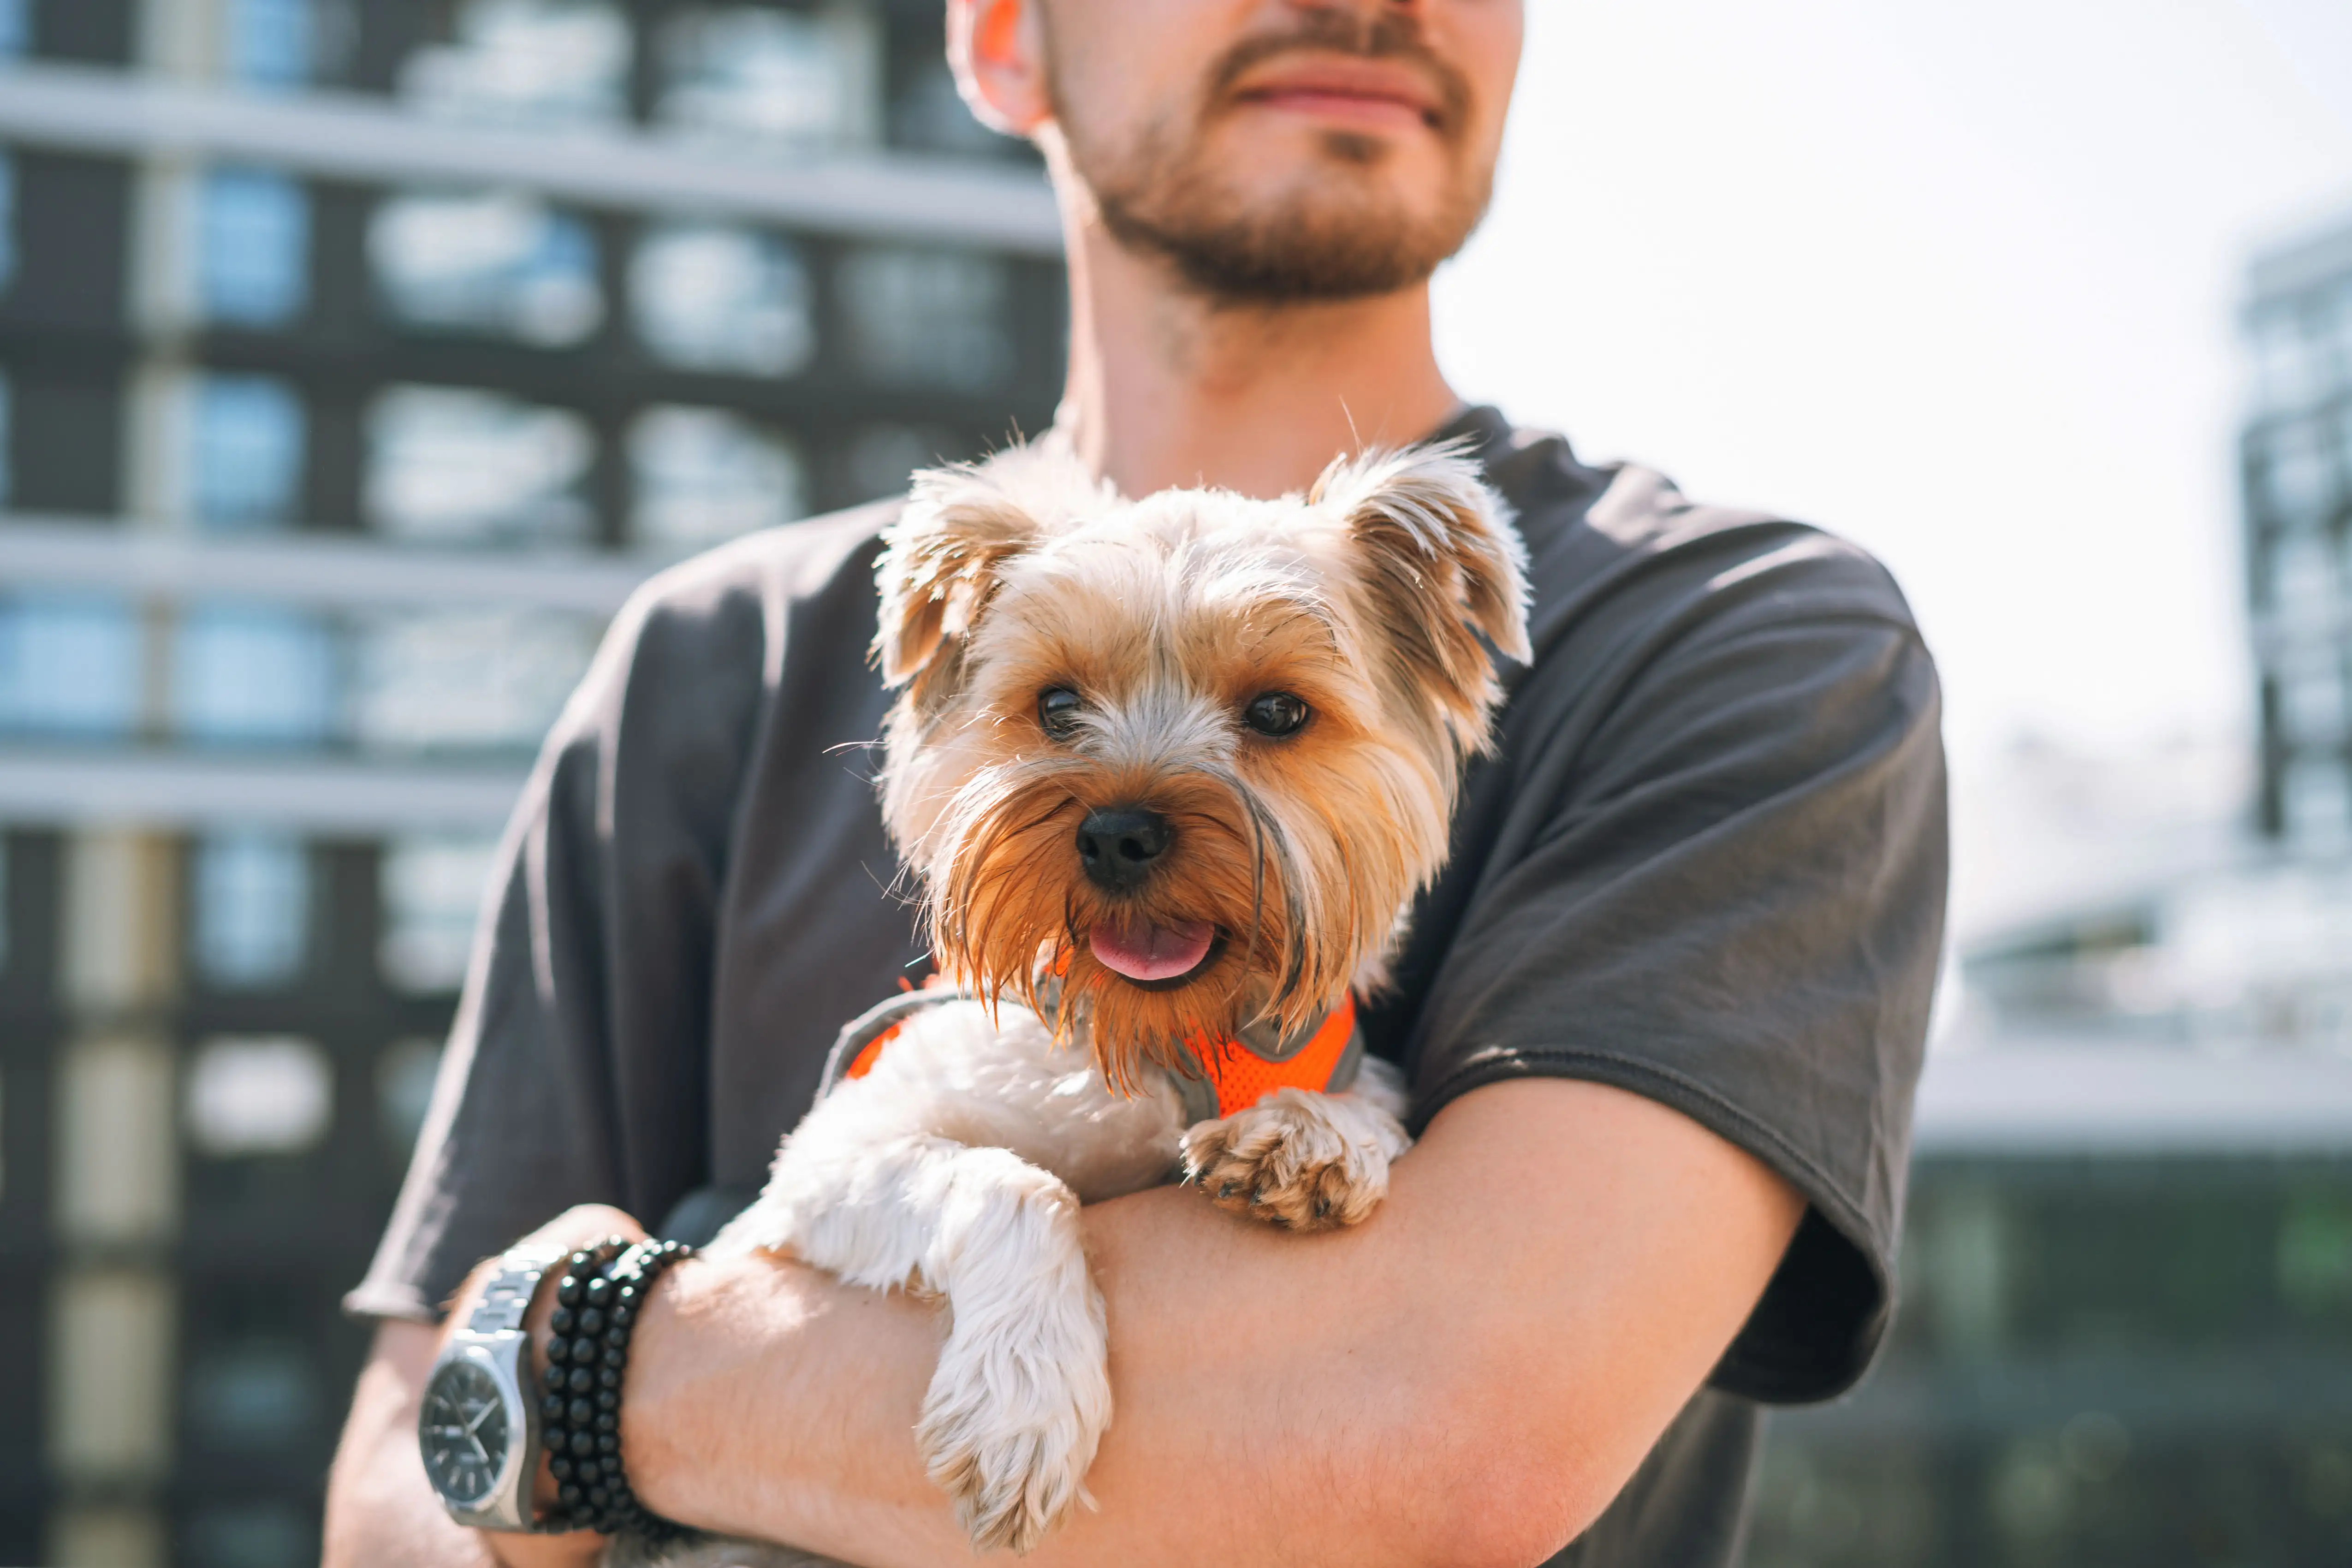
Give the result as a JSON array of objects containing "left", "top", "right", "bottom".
[
  {"left": 225, "top": 0, "right": 331, "bottom": 90},
  {"left": 363, "top": 385, "right": 594, "bottom": 546},
  {"left": 0, "top": 0, "right": 25, "bottom": 58},
  {"left": 198, "top": 168, "right": 311, "bottom": 327},
  {"left": 184, "top": 1035, "right": 333, "bottom": 1156},
  {"left": 191, "top": 832, "right": 311, "bottom": 990},
  {"left": 2260, "top": 421, "right": 2337, "bottom": 525},
  {"left": 379, "top": 836, "right": 500, "bottom": 994},
  {"left": 628, "top": 405, "right": 803, "bottom": 554},
  {"left": 0, "top": 152, "right": 18, "bottom": 297},
  {"left": 189, "top": 373, "right": 306, "bottom": 531},
  {"left": 2284, "top": 760, "right": 2352, "bottom": 851},
  {"left": 837, "top": 246, "right": 1014, "bottom": 391},
  {"left": 348, "top": 608, "right": 598, "bottom": 752},
  {"left": 0, "top": 595, "right": 143, "bottom": 738},
  {"left": 370, "top": 191, "right": 603, "bottom": 348},
  {"left": 376, "top": 1038, "right": 445, "bottom": 1158},
  {"left": 2269, "top": 532, "right": 2341, "bottom": 621},
  {"left": 891, "top": 58, "right": 1002, "bottom": 157},
  {"left": 655, "top": 7, "right": 861, "bottom": 149},
  {"left": 399, "top": 0, "right": 631, "bottom": 128},
  {"left": 172, "top": 603, "right": 338, "bottom": 745},
  {"left": 846, "top": 422, "right": 951, "bottom": 504},
  {"left": 186, "top": 1341, "right": 320, "bottom": 1449},
  {"left": 629, "top": 223, "right": 814, "bottom": 377}
]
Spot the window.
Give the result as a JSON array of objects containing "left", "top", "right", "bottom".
[
  {"left": 0, "top": 0, "right": 23, "bottom": 59},
  {"left": 630, "top": 223, "right": 814, "bottom": 377},
  {"left": 184, "top": 1035, "right": 333, "bottom": 1157},
  {"left": 400, "top": 0, "right": 631, "bottom": 128},
  {"left": 172, "top": 603, "right": 338, "bottom": 745},
  {"left": 189, "top": 373, "right": 306, "bottom": 531},
  {"left": 187, "top": 1341, "right": 320, "bottom": 1449},
  {"left": 628, "top": 405, "right": 804, "bottom": 554},
  {"left": 348, "top": 608, "right": 598, "bottom": 752},
  {"left": 377, "top": 1038, "right": 445, "bottom": 1157},
  {"left": 364, "top": 385, "right": 594, "bottom": 546},
  {"left": 2259, "top": 421, "right": 2337, "bottom": 528},
  {"left": 191, "top": 832, "right": 311, "bottom": 990},
  {"left": 2268, "top": 532, "right": 2341, "bottom": 623},
  {"left": 198, "top": 168, "right": 311, "bottom": 327},
  {"left": 380, "top": 835, "right": 501, "bottom": 993},
  {"left": 224, "top": 0, "right": 344, "bottom": 89},
  {"left": 2279, "top": 649, "right": 2350, "bottom": 748},
  {"left": 891, "top": 58, "right": 1003, "bottom": 157},
  {"left": 0, "top": 595, "right": 143, "bottom": 738},
  {"left": 2284, "top": 760, "right": 2352, "bottom": 852},
  {"left": 655, "top": 6, "right": 868, "bottom": 149},
  {"left": 370, "top": 191, "right": 603, "bottom": 348},
  {"left": 847, "top": 423, "right": 952, "bottom": 503},
  {"left": 2249, "top": 307, "right": 2323, "bottom": 417},
  {"left": 837, "top": 246, "right": 1014, "bottom": 391},
  {"left": 0, "top": 152, "right": 17, "bottom": 297}
]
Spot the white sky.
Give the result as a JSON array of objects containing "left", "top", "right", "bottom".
[{"left": 1432, "top": 0, "right": 2352, "bottom": 773}]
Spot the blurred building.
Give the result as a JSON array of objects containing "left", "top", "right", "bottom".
[
  {"left": 0, "top": 1, "right": 1060, "bottom": 1562},
  {"left": 2245, "top": 213, "right": 2352, "bottom": 853},
  {"left": 1746, "top": 212, "right": 2352, "bottom": 1568}
]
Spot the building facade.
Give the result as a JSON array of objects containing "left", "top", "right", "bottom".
[
  {"left": 0, "top": 1, "right": 1061, "bottom": 1562},
  {"left": 2245, "top": 214, "right": 2352, "bottom": 851}
]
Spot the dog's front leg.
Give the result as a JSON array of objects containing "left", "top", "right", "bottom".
[
  {"left": 1180, "top": 1058, "right": 1413, "bottom": 1232},
  {"left": 713, "top": 1127, "right": 1110, "bottom": 1555}
]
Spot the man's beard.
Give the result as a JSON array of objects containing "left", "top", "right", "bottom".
[{"left": 1050, "top": 9, "right": 1495, "bottom": 305}]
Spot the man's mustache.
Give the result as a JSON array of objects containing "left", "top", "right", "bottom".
[{"left": 1205, "top": 9, "right": 1474, "bottom": 137}]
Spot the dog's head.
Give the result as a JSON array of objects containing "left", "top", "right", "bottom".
[{"left": 873, "top": 438, "right": 1530, "bottom": 1085}]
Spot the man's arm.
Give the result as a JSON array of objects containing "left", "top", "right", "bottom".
[{"left": 617, "top": 1076, "right": 1800, "bottom": 1568}]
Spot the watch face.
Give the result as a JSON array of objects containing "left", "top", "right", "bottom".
[{"left": 420, "top": 1355, "right": 514, "bottom": 1509}]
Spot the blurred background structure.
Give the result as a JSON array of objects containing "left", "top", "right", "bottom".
[
  {"left": 0, "top": 1, "right": 2350, "bottom": 1566},
  {"left": 0, "top": 1, "right": 1060, "bottom": 1562}
]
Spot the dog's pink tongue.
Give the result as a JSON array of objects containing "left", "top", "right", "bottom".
[{"left": 1089, "top": 916, "right": 1215, "bottom": 983}]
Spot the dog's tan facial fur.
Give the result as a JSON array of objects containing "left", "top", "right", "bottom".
[{"left": 873, "top": 441, "right": 1529, "bottom": 1088}]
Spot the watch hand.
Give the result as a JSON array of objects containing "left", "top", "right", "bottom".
[{"left": 465, "top": 1401, "right": 499, "bottom": 1435}]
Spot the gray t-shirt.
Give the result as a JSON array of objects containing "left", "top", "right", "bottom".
[{"left": 350, "top": 406, "right": 1947, "bottom": 1566}]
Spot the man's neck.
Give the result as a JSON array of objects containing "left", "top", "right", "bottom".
[{"left": 1050, "top": 202, "right": 1463, "bottom": 500}]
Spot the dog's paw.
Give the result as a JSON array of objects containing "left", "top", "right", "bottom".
[
  {"left": 1182, "top": 1087, "right": 1405, "bottom": 1232},
  {"left": 916, "top": 1277, "right": 1110, "bottom": 1553},
  {"left": 913, "top": 1170, "right": 1111, "bottom": 1553}
]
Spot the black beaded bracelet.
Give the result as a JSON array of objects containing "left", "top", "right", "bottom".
[{"left": 536, "top": 1236, "right": 697, "bottom": 1541}]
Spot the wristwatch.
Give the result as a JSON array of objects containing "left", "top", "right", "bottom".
[{"left": 418, "top": 1244, "right": 565, "bottom": 1530}]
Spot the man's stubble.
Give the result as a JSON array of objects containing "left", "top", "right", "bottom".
[{"left": 1042, "top": 7, "right": 1497, "bottom": 306}]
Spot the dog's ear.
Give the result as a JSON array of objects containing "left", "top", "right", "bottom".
[
  {"left": 872, "top": 463, "right": 1045, "bottom": 704},
  {"left": 1313, "top": 441, "right": 1532, "bottom": 745}
]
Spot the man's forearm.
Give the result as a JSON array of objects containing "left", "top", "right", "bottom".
[{"left": 624, "top": 1078, "right": 1805, "bottom": 1568}]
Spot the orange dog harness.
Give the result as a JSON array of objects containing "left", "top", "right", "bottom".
[{"left": 820, "top": 987, "right": 1365, "bottom": 1123}]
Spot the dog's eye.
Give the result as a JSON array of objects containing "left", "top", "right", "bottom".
[
  {"left": 1242, "top": 691, "right": 1310, "bottom": 738},
  {"left": 1038, "top": 687, "right": 1084, "bottom": 740}
]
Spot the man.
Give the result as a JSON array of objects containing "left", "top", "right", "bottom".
[{"left": 325, "top": 1, "right": 1945, "bottom": 1564}]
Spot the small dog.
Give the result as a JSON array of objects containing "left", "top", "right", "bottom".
[{"left": 653, "top": 438, "right": 1528, "bottom": 1563}]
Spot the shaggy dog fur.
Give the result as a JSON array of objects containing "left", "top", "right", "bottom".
[{"left": 626, "top": 438, "right": 1529, "bottom": 1565}]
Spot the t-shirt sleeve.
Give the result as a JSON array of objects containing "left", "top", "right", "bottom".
[
  {"left": 1407, "top": 567, "right": 1947, "bottom": 1403},
  {"left": 343, "top": 555, "right": 773, "bottom": 1323}
]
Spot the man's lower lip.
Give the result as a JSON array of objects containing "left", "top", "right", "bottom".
[
  {"left": 1115, "top": 932, "right": 1229, "bottom": 993},
  {"left": 1237, "top": 89, "right": 1434, "bottom": 132}
]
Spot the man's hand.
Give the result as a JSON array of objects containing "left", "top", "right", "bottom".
[{"left": 324, "top": 1205, "right": 647, "bottom": 1568}]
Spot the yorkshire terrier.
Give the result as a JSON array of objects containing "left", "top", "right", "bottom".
[{"left": 662, "top": 438, "right": 1528, "bottom": 1562}]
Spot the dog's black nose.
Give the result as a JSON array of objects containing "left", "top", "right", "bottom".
[{"left": 1076, "top": 807, "right": 1173, "bottom": 891}]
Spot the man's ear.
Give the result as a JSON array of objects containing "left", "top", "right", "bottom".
[
  {"left": 1312, "top": 441, "right": 1533, "bottom": 747},
  {"left": 872, "top": 463, "right": 1044, "bottom": 706},
  {"left": 948, "top": 0, "right": 1052, "bottom": 138}
]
